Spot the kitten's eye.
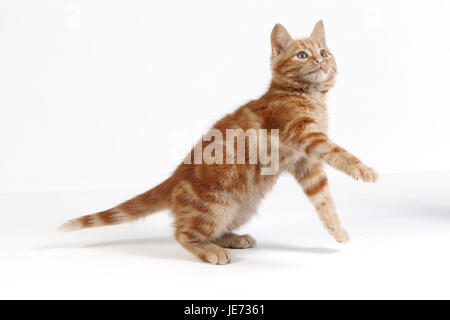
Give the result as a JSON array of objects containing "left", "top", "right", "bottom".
[
  {"left": 320, "top": 50, "right": 328, "bottom": 58},
  {"left": 297, "top": 51, "right": 308, "bottom": 59}
]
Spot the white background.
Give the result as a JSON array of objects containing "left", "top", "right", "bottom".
[{"left": 1, "top": 0, "right": 450, "bottom": 300}]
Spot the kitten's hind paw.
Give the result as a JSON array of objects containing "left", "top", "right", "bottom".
[
  {"left": 235, "top": 234, "right": 257, "bottom": 249},
  {"left": 202, "top": 247, "right": 232, "bottom": 265},
  {"left": 213, "top": 233, "right": 257, "bottom": 249}
]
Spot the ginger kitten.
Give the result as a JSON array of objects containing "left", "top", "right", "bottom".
[{"left": 59, "top": 21, "right": 378, "bottom": 264}]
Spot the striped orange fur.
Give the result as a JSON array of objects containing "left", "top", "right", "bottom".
[{"left": 59, "top": 21, "right": 378, "bottom": 264}]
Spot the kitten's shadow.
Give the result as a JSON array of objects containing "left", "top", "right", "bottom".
[
  {"left": 38, "top": 237, "right": 339, "bottom": 261},
  {"left": 38, "top": 237, "right": 191, "bottom": 262},
  {"left": 393, "top": 202, "right": 450, "bottom": 220},
  {"left": 257, "top": 242, "right": 340, "bottom": 254}
]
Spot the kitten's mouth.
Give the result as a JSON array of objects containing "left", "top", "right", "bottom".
[{"left": 308, "top": 66, "right": 325, "bottom": 74}]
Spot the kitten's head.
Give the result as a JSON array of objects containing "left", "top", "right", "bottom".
[{"left": 270, "top": 21, "right": 337, "bottom": 88}]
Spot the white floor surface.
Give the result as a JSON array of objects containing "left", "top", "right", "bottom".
[{"left": 1, "top": 171, "right": 449, "bottom": 299}]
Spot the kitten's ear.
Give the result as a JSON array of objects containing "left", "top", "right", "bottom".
[
  {"left": 271, "top": 24, "right": 293, "bottom": 56},
  {"left": 311, "top": 20, "right": 326, "bottom": 45}
]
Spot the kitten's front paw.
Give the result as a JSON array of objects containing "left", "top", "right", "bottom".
[
  {"left": 332, "top": 228, "right": 350, "bottom": 244},
  {"left": 348, "top": 163, "right": 378, "bottom": 182}
]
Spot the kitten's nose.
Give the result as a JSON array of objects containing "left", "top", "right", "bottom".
[{"left": 315, "top": 58, "right": 324, "bottom": 64}]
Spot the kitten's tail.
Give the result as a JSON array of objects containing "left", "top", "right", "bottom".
[{"left": 58, "top": 179, "right": 172, "bottom": 232}]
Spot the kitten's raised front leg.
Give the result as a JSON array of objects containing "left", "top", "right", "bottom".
[
  {"left": 297, "top": 131, "right": 378, "bottom": 182},
  {"left": 290, "top": 159, "right": 349, "bottom": 243},
  {"left": 213, "top": 233, "right": 256, "bottom": 249}
]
